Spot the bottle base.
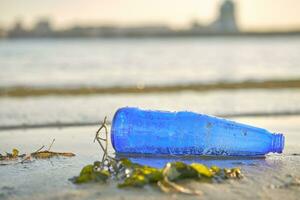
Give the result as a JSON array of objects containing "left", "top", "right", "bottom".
[{"left": 272, "top": 133, "right": 285, "bottom": 153}]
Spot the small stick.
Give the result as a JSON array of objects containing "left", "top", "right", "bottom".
[
  {"left": 94, "top": 117, "right": 117, "bottom": 168},
  {"left": 19, "top": 145, "right": 45, "bottom": 163},
  {"left": 48, "top": 139, "right": 55, "bottom": 151},
  {"left": 34, "top": 145, "right": 45, "bottom": 153},
  {"left": 94, "top": 117, "right": 109, "bottom": 164}
]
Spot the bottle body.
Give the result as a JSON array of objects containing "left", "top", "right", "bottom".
[{"left": 111, "top": 107, "right": 284, "bottom": 156}]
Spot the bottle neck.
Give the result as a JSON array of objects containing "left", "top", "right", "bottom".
[{"left": 271, "top": 133, "right": 285, "bottom": 153}]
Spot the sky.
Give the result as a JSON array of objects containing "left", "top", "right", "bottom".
[{"left": 1, "top": 0, "right": 300, "bottom": 31}]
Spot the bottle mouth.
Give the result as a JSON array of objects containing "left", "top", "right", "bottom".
[{"left": 272, "top": 133, "right": 285, "bottom": 153}]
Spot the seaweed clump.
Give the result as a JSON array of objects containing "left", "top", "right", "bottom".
[{"left": 72, "top": 158, "right": 243, "bottom": 195}]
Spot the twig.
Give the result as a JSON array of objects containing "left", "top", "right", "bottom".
[
  {"left": 34, "top": 145, "right": 45, "bottom": 153},
  {"left": 19, "top": 145, "right": 45, "bottom": 164},
  {"left": 94, "top": 117, "right": 116, "bottom": 169},
  {"left": 48, "top": 139, "right": 55, "bottom": 151}
]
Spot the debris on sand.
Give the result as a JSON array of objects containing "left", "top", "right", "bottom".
[{"left": 0, "top": 139, "right": 75, "bottom": 165}]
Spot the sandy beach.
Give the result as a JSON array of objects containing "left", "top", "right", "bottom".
[{"left": 1, "top": 116, "right": 300, "bottom": 200}]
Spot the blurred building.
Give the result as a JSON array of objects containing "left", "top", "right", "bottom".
[
  {"left": 8, "top": 20, "right": 28, "bottom": 38},
  {"left": 112, "top": 25, "right": 172, "bottom": 37},
  {"left": 0, "top": 27, "right": 6, "bottom": 38},
  {"left": 32, "top": 19, "right": 53, "bottom": 37},
  {"left": 190, "top": 0, "right": 239, "bottom": 34},
  {"left": 211, "top": 0, "right": 238, "bottom": 33}
]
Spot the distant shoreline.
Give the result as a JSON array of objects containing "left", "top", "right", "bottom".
[
  {"left": 2, "top": 31, "right": 300, "bottom": 39},
  {"left": 1, "top": 79, "right": 300, "bottom": 97}
]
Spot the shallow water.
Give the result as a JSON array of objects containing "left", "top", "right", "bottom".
[
  {"left": 1, "top": 89, "right": 300, "bottom": 127},
  {"left": 1, "top": 37, "right": 300, "bottom": 88},
  {"left": 0, "top": 116, "right": 300, "bottom": 200}
]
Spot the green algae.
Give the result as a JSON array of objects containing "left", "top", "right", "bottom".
[
  {"left": 190, "top": 163, "right": 214, "bottom": 178},
  {"left": 72, "top": 158, "right": 243, "bottom": 195},
  {"left": 73, "top": 165, "right": 110, "bottom": 184}
]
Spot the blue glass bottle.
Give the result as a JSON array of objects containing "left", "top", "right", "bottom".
[{"left": 111, "top": 107, "right": 284, "bottom": 156}]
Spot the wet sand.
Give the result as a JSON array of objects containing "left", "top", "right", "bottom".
[{"left": 0, "top": 116, "right": 300, "bottom": 200}]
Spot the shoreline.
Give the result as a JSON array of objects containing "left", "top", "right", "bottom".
[
  {"left": 1, "top": 79, "right": 300, "bottom": 97},
  {"left": 2, "top": 31, "right": 300, "bottom": 40}
]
